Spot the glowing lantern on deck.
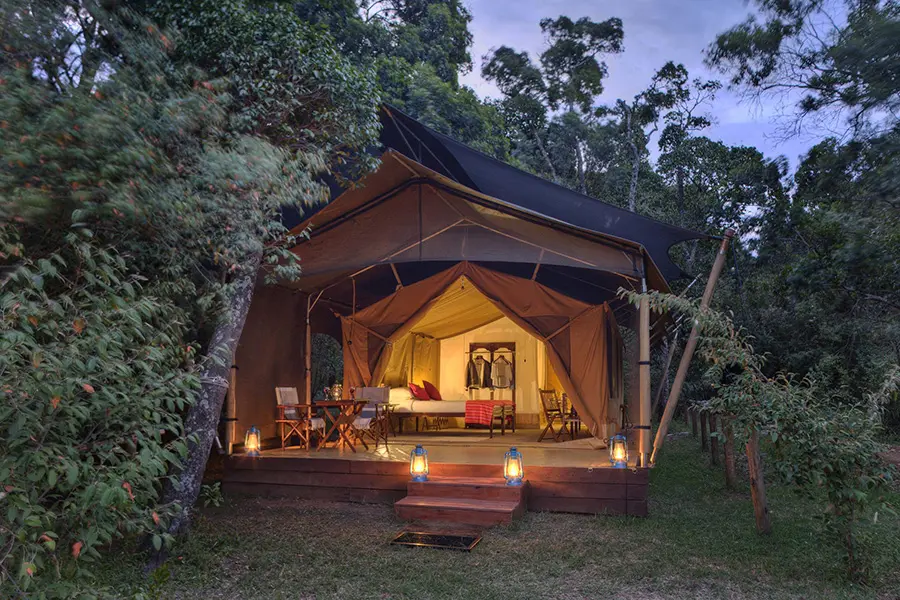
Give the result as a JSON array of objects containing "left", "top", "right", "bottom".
[
  {"left": 503, "top": 447, "right": 524, "bottom": 486},
  {"left": 244, "top": 425, "right": 261, "bottom": 457},
  {"left": 609, "top": 433, "right": 628, "bottom": 468},
  {"left": 409, "top": 444, "right": 429, "bottom": 481}
]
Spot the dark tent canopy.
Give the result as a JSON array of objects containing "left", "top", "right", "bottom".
[
  {"left": 377, "top": 106, "right": 710, "bottom": 281},
  {"left": 282, "top": 106, "right": 711, "bottom": 340}
]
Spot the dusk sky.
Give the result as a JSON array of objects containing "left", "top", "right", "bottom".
[{"left": 459, "top": 0, "right": 818, "bottom": 169}]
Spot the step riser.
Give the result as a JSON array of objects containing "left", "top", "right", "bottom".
[
  {"left": 407, "top": 482, "right": 524, "bottom": 502},
  {"left": 395, "top": 504, "right": 516, "bottom": 526}
]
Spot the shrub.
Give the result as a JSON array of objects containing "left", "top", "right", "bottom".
[
  {"left": 0, "top": 235, "right": 197, "bottom": 597},
  {"left": 625, "top": 289, "right": 896, "bottom": 582}
]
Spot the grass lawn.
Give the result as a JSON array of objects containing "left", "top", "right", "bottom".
[{"left": 103, "top": 428, "right": 900, "bottom": 599}]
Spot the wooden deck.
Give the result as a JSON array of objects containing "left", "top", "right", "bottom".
[{"left": 223, "top": 430, "right": 649, "bottom": 516}]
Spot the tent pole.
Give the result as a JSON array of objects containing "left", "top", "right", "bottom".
[
  {"left": 225, "top": 363, "right": 237, "bottom": 455},
  {"left": 305, "top": 294, "right": 312, "bottom": 406},
  {"left": 638, "top": 275, "right": 651, "bottom": 467},
  {"left": 650, "top": 229, "right": 734, "bottom": 466}
]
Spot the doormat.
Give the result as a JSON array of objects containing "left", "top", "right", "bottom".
[{"left": 390, "top": 531, "right": 482, "bottom": 552}]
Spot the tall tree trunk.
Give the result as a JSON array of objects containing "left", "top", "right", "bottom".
[
  {"left": 532, "top": 128, "right": 559, "bottom": 183},
  {"left": 161, "top": 250, "right": 262, "bottom": 535},
  {"left": 626, "top": 109, "right": 640, "bottom": 212},
  {"left": 652, "top": 335, "right": 675, "bottom": 419},
  {"left": 676, "top": 165, "right": 685, "bottom": 222},
  {"left": 575, "top": 138, "right": 587, "bottom": 194}
]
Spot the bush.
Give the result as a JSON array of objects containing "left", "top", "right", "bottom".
[
  {"left": 626, "top": 289, "right": 896, "bottom": 582},
  {"left": 0, "top": 236, "right": 197, "bottom": 597}
]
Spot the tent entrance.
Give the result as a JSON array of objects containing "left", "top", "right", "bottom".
[{"left": 341, "top": 262, "right": 623, "bottom": 441}]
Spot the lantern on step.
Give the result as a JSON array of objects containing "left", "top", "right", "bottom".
[
  {"left": 503, "top": 447, "right": 524, "bottom": 486},
  {"left": 609, "top": 433, "right": 628, "bottom": 468},
  {"left": 244, "top": 425, "right": 261, "bottom": 457},
  {"left": 409, "top": 444, "right": 429, "bottom": 482}
]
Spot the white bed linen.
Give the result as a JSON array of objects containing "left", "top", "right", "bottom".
[
  {"left": 388, "top": 388, "right": 467, "bottom": 414},
  {"left": 390, "top": 399, "right": 467, "bottom": 414}
]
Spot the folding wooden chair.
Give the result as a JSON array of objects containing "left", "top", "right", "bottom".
[
  {"left": 538, "top": 389, "right": 565, "bottom": 442},
  {"left": 275, "top": 387, "right": 321, "bottom": 449},
  {"left": 352, "top": 387, "right": 390, "bottom": 449}
]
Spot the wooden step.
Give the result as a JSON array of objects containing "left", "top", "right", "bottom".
[
  {"left": 407, "top": 477, "right": 527, "bottom": 502},
  {"left": 395, "top": 496, "right": 524, "bottom": 526}
]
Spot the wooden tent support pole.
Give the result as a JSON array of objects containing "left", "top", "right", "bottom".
[
  {"left": 700, "top": 411, "right": 709, "bottom": 451},
  {"left": 723, "top": 417, "right": 737, "bottom": 489},
  {"left": 304, "top": 294, "right": 312, "bottom": 406},
  {"left": 709, "top": 413, "right": 720, "bottom": 466},
  {"left": 638, "top": 277, "right": 651, "bottom": 467},
  {"left": 225, "top": 364, "right": 237, "bottom": 455},
  {"left": 746, "top": 429, "right": 772, "bottom": 534},
  {"left": 650, "top": 229, "right": 734, "bottom": 466}
]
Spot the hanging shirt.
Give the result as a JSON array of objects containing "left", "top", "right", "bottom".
[
  {"left": 466, "top": 356, "right": 492, "bottom": 389},
  {"left": 491, "top": 355, "right": 513, "bottom": 389}
]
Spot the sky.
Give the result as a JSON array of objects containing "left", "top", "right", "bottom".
[{"left": 458, "top": 0, "right": 818, "bottom": 169}]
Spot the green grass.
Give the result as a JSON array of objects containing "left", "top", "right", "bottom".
[{"left": 101, "top": 429, "right": 900, "bottom": 599}]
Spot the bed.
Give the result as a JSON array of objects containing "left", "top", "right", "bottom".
[{"left": 388, "top": 388, "right": 515, "bottom": 435}]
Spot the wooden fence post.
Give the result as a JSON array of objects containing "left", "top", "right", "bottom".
[
  {"left": 709, "top": 414, "right": 720, "bottom": 466},
  {"left": 746, "top": 429, "right": 771, "bottom": 534},
  {"left": 700, "top": 411, "right": 709, "bottom": 452},
  {"left": 723, "top": 417, "right": 737, "bottom": 490},
  {"left": 690, "top": 408, "right": 698, "bottom": 437}
]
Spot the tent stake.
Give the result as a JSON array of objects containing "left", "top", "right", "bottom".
[{"left": 650, "top": 229, "right": 734, "bottom": 466}]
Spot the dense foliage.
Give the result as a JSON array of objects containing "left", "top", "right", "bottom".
[
  {"left": 624, "top": 290, "right": 896, "bottom": 582},
  {"left": 1, "top": 0, "right": 897, "bottom": 594},
  {"left": 1, "top": 0, "right": 380, "bottom": 595}
]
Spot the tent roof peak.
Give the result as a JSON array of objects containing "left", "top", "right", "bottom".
[{"left": 379, "top": 104, "right": 711, "bottom": 281}]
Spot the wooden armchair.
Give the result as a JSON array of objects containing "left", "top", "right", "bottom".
[{"left": 275, "top": 387, "right": 321, "bottom": 449}]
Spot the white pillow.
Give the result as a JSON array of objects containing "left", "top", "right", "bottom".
[{"left": 389, "top": 387, "right": 414, "bottom": 403}]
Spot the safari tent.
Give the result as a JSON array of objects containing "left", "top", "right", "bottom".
[{"left": 222, "top": 106, "right": 711, "bottom": 516}]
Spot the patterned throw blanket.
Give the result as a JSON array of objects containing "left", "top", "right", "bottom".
[{"left": 464, "top": 400, "right": 513, "bottom": 426}]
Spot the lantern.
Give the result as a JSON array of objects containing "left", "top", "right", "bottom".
[
  {"left": 244, "top": 425, "right": 261, "bottom": 457},
  {"left": 609, "top": 433, "right": 628, "bottom": 468},
  {"left": 409, "top": 444, "right": 429, "bottom": 481},
  {"left": 503, "top": 447, "right": 524, "bottom": 486}
]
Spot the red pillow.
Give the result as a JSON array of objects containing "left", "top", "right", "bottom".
[
  {"left": 423, "top": 380, "right": 442, "bottom": 401},
  {"left": 409, "top": 383, "right": 430, "bottom": 400}
]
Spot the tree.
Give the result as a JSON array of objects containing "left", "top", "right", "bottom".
[
  {"left": 706, "top": 0, "right": 900, "bottom": 136},
  {"left": 1, "top": 1, "right": 380, "bottom": 592},
  {"left": 482, "top": 15, "right": 624, "bottom": 189},
  {"left": 139, "top": 0, "right": 381, "bottom": 537},
  {"left": 598, "top": 62, "right": 704, "bottom": 211},
  {"left": 295, "top": 0, "right": 508, "bottom": 159},
  {"left": 708, "top": 0, "right": 900, "bottom": 431}
]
